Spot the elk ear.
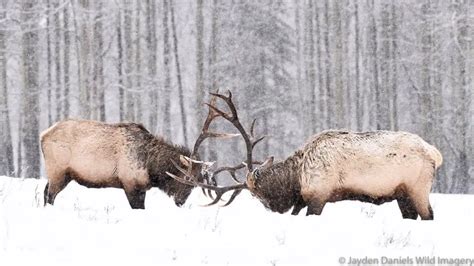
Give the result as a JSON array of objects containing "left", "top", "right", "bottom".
[
  {"left": 259, "top": 156, "right": 274, "bottom": 171},
  {"left": 180, "top": 155, "right": 191, "bottom": 168}
]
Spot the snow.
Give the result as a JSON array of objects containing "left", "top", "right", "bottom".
[{"left": 1, "top": 176, "right": 473, "bottom": 266}]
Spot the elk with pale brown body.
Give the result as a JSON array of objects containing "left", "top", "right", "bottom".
[
  {"left": 169, "top": 91, "right": 443, "bottom": 220},
  {"left": 41, "top": 110, "right": 228, "bottom": 208}
]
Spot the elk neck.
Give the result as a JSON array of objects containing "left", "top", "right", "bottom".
[{"left": 131, "top": 134, "right": 194, "bottom": 202}]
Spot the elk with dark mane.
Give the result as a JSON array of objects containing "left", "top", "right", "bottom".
[
  {"left": 41, "top": 98, "right": 233, "bottom": 208},
  {"left": 168, "top": 91, "right": 442, "bottom": 220}
]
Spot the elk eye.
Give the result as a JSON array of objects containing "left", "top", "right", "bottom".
[{"left": 253, "top": 169, "right": 261, "bottom": 179}]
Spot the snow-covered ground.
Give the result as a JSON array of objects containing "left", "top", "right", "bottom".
[{"left": 0, "top": 176, "right": 473, "bottom": 266}]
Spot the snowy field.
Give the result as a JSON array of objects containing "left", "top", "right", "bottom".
[{"left": 1, "top": 176, "right": 473, "bottom": 266}]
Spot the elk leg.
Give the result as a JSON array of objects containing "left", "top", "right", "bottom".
[
  {"left": 291, "top": 196, "right": 307, "bottom": 215},
  {"left": 124, "top": 189, "right": 146, "bottom": 209},
  {"left": 306, "top": 198, "right": 326, "bottom": 216},
  {"left": 427, "top": 204, "right": 434, "bottom": 220},
  {"left": 397, "top": 196, "right": 418, "bottom": 220},
  {"left": 43, "top": 182, "right": 49, "bottom": 206},
  {"left": 45, "top": 174, "right": 71, "bottom": 205},
  {"left": 410, "top": 192, "right": 434, "bottom": 220},
  {"left": 409, "top": 163, "right": 435, "bottom": 220}
]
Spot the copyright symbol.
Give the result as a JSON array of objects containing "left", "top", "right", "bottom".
[{"left": 339, "top": 257, "right": 346, "bottom": 264}]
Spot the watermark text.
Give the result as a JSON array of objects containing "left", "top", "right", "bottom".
[{"left": 338, "top": 256, "right": 474, "bottom": 266}]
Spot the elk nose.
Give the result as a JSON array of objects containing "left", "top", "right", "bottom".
[{"left": 175, "top": 200, "right": 185, "bottom": 207}]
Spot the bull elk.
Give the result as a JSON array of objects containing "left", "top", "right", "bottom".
[
  {"left": 169, "top": 91, "right": 443, "bottom": 220},
  {"left": 41, "top": 98, "right": 235, "bottom": 208}
]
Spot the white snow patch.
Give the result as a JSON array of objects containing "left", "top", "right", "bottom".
[{"left": 0, "top": 176, "right": 473, "bottom": 266}]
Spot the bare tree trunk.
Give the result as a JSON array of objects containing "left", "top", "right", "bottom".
[
  {"left": 294, "top": 0, "right": 303, "bottom": 122},
  {"left": 169, "top": 0, "right": 188, "bottom": 146},
  {"left": 0, "top": 5, "right": 14, "bottom": 175},
  {"left": 354, "top": 0, "right": 362, "bottom": 130},
  {"left": 117, "top": 8, "right": 125, "bottom": 121},
  {"left": 46, "top": 0, "right": 53, "bottom": 125},
  {"left": 124, "top": 0, "right": 135, "bottom": 121},
  {"left": 134, "top": 0, "right": 142, "bottom": 122},
  {"left": 304, "top": 0, "right": 316, "bottom": 132},
  {"left": 63, "top": 3, "right": 70, "bottom": 118},
  {"left": 206, "top": 0, "right": 219, "bottom": 159},
  {"left": 343, "top": 3, "right": 351, "bottom": 129},
  {"left": 98, "top": 2, "right": 105, "bottom": 121},
  {"left": 380, "top": 1, "right": 392, "bottom": 130},
  {"left": 333, "top": 0, "right": 345, "bottom": 128},
  {"left": 368, "top": 0, "right": 381, "bottom": 129},
  {"left": 195, "top": 0, "right": 205, "bottom": 135},
  {"left": 92, "top": 1, "right": 105, "bottom": 121},
  {"left": 323, "top": 0, "right": 333, "bottom": 128},
  {"left": 162, "top": 0, "right": 171, "bottom": 137},
  {"left": 295, "top": 0, "right": 309, "bottom": 134},
  {"left": 430, "top": 1, "right": 443, "bottom": 193},
  {"left": 146, "top": 0, "right": 158, "bottom": 131},
  {"left": 420, "top": 1, "right": 433, "bottom": 141},
  {"left": 390, "top": 1, "right": 398, "bottom": 130},
  {"left": 16, "top": 116, "right": 22, "bottom": 177},
  {"left": 260, "top": 52, "right": 270, "bottom": 156},
  {"left": 72, "top": 0, "right": 90, "bottom": 119},
  {"left": 54, "top": 0, "right": 62, "bottom": 121},
  {"left": 445, "top": 27, "right": 459, "bottom": 193},
  {"left": 208, "top": 0, "right": 218, "bottom": 92},
  {"left": 21, "top": 0, "right": 40, "bottom": 178},
  {"left": 91, "top": 1, "right": 103, "bottom": 120},
  {"left": 453, "top": 0, "right": 471, "bottom": 193},
  {"left": 314, "top": 1, "right": 325, "bottom": 130}
]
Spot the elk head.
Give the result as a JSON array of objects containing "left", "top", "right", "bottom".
[
  {"left": 245, "top": 156, "right": 274, "bottom": 191},
  {"left": 167, "top": 90, "right": 267, "bottom": 206}
]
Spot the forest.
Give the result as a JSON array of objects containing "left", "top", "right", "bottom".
[{"left": 0, "top": 0, "right": 472, "bottom": 193}]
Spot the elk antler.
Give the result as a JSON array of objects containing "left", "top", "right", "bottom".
[
  {"left": 187, "top": 91, "right": 239, "bottom": 197},
  {"left": 191, "top": 93, "right": 240, "bottom": 158},
  {"left": 168, "top": 90, "right": 265, "bottom": 206},
  {"left": 206, "top": 90, "right": 265, "bottom": 172}
]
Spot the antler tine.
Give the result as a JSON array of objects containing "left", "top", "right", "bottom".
[
  {"left": 170, "top": 159, "right": 195, "bottom": 180},
  {"left": 166, "top": 168, "right": 247, "bottom": 206},
  {"left": 249, "top": 118, "right": 266, "bottom": 149},
  {"left": 209, "top": 90, "right": 239, "bottom": 120},
  {"left": 203, "top": 188, "right": 243, "bottom": 207},
  {"left": 221, "top": 189, "right": 243, "bottom": 206},
  {"left": 252, "top": 136, "right": 266, "bottom": 149},
  {"left": 250, "top": 119, "right": 257, "bottom": 137},
  {"left": 214, "top": 161, "right": 263, "bottom": 183}
]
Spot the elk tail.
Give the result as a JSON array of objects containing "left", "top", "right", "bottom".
[{"left": 426, "top": 145, "right": 443, "bottom": 169}]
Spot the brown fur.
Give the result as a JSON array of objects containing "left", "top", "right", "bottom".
[
  {"left": 41, "top": 119, "right": 197, "bottom": 209},
  {"left": 247, "top": 130, "right": 441, "bottom": 220},
  {"left": 247, "top": 155, "right": 302, "bottom": 214}
]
